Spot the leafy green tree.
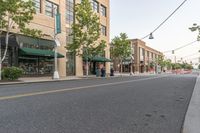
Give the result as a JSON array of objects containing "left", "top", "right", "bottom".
[
  {"left": 0, "top": 0, "right": 41, "bottom": 80},
  {"left": 189, "top": 23, "right": 200, "bottom": 40},
  {"left": 172, "top": 63, "right": 181, "bottom": 70},
  {"left": 198, "top": 64, "right": 200, "bottom": 69},
  {"left": 156, "top": 57, "right": 167, "bottom": 71},
  {"left": 66, "top": 0, "right": 106, "bottom": 76},
  {"left": 185, "top": 63, "right": 193, "bottom": 70},
  {"left": 111, "top": 33, "right": 131, "bottom": 74}
]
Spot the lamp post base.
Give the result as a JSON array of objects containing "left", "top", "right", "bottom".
[
  {"left": 130, "top": 72, "right": 134, "bottom": 75},
  {"left": 53, "top": 71, "right": 60, "bottom": 79}
]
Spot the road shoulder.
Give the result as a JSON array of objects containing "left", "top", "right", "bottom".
[{"left": 182, "top": 75, "right": 200, "bottom": 133}]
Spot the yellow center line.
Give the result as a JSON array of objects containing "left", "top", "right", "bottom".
[{"left": 0, "top": 76, "right": 167, "bottom": 101}]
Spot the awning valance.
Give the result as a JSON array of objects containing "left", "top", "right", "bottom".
[
  {"left": 19, "top": 48, "right": 64, "bottom": 58},
  {"left": 16, "top": 34, "right": 55, "bottom": 47},
  {"left": 83, "top": 56, "right": 111, "bottom": 62}
]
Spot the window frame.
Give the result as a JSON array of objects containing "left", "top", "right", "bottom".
[
  {"left": 100, "top": 4, "right": 106, "bottom": 17},
  {"left": 45, "top": 0, "right": 59, "bottom": 18},
  {"left": 33, "top": 0, "right": 41, "bottom": 13},
  {"left": 101, "top": 25, "right": 107, "bottom": 36},
  {"left": 92, "top": 0, "right": 99, "bottom": 13}
]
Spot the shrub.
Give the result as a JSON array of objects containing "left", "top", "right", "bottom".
[{"left": 2, "top": 67, "right": 23, "bottom": 80}]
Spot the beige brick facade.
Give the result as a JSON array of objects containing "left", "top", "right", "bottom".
[
  {"left": 28, "top": 0, "right": 110, "bottom": 77},
  {"left": 111, "top": 39, "right": 163, "bottom": 74}
]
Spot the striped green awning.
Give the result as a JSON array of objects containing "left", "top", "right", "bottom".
[
  {"left": 19, "top": 48, "right": 64, "bottom": 58},
  {"left": 83, "top": 56, "right": 111, "bottom": 62}
]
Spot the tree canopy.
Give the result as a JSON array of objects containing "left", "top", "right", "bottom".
[
  {"left": 189, "top": 23, "right": 200, "bottom": 41},
  {"left": 111, "top": 33, "right": 131, "bottom": 61},
  {"left": 0, "top": 0, "right": 41, "bottom": 38},
  {"left": 66, "top": 0, "right": 106, "bottom": 59}
]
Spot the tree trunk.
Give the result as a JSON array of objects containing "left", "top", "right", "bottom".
[
  {"left": 86, "top": 60, "right": 89, "bottom": 77},
  {"left": 2, "top": 31, "right": 9, "bottom": 61},
  {"left": 120, "top": 59, "right": 123, "bottom": 77}
]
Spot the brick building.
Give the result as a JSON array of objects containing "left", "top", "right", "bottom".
[
  {"left": 111, "top": 39, "right": 163, "bottom": 74},
  {"left": 0, "top": 0, "right": 110, "bottom": 77}
]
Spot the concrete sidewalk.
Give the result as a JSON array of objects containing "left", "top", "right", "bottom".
[
  {"left": 182, "top": 75, "right": 200, "bottom": 133},
  {"left": 0, "top": 72, "right": 156, "bottom": 85},
  {"left": 0, "top": 76, "right": 82, "bottom": 85}
]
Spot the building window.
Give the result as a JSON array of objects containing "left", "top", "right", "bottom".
[
  {"left": 101, "top": 25, "right": 106, "bottom": 36},
  {"left": 66, "top": 0, "right": 74, "bottom": 24},
  {"left": 45, "top": 0, "right": 59, "bottom": 17},
  {"left": 92, "top": 0, "right": 99, "bottom": 13},
  {"left": 100, "top": 4, "right": 106, "bottom": 17},
  {"left": 66, "top": 28, "right": 73, "bottom": 44},
  {"left": 33, "top": 0, "right": 41, "bottom": 13}
]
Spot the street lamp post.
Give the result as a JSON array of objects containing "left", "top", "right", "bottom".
[
  {"left": 53, "top": 7, "right": 61, "bottom": 79},
  {"left": 0, "top": 21, "right": 2, "bottom": 80},
  {"left": 0, "top": 32, "right": 1, "bottom": 80},
  {"left": 130, "top": 44, "right": 134, "bottom": 75}
]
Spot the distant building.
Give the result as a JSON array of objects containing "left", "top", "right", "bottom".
[{"left": 111, "top": 39, "right": 163, "bottom": 73}]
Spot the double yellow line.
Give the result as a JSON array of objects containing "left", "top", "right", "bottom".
[{"left": 0, "top": 76, "right": 166, "bottom": 101}]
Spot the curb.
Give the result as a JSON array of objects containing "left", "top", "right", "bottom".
[
  {"left": 182, "top": 75, "right": 200, "bottom": 133},
  {"left": 0, "top": 74, "right": 158, "bottom": 86},
  {"left": 0, "top": 75, "right": 129, "bottom": 86},
  {"left": 0, "top": 78, "right": 83, "bottom": 86}
]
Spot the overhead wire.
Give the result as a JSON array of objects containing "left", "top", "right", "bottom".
[
  {"left": 141, "top": 0, "right": 188, "bottom": 40},
  {"left": 163, "top": 40, "right": 198, "bottom": 53}
]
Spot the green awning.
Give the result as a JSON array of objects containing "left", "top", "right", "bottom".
[
  {"left": 92, "top": 56, "right": 111, "bottom": 62},
  {"left": 19, "top": 48, "right": 64, "bottom": 58},
  {"left": 83, "top": 56, "right": 111, "bottom": 62},
  {"left": 123, "top": 57, "right": 132, "bottom": 62}
]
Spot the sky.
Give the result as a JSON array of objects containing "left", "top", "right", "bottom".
[{"left": 110, "top": 0, "right": 200, "bottom": 66}]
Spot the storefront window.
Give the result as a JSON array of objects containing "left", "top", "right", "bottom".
[
  {"left": 66, "top": 52, "right": 75, "bottom": 75},
  {"left": 19, "top": 56, "right": 54, "bottom": 75}
]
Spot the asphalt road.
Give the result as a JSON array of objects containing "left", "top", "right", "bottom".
[{"left": 0, "top": 74, "right": 197, "bottom": 133}]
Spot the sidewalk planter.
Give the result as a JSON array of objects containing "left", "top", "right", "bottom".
[{"left": 2, "top": 67, "right": 23, "bottom": 80}]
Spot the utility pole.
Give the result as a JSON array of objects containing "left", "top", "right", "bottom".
[
  {"left": 130, "top": 43, "right": 134, "bottom": 75},
  {"left": 0, "top": 21, "right": 2, "bottom": 80},
  {"left": 172, "top": 50, "right": 177, "bottom": 74},
  {"left": 0, "top": 33, "right": 1, "bottom": 80},
  {"left": 53, "top": 7, "right": 61, "bottom": 79}
]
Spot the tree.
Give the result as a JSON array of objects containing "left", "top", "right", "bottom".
[
  {"left": 149, "top": 61, "right": 155, "bottom": 69},
  {"left": 156, "top": 57, "right": 166, "bottom": 71},
  {"left": 111, "top": 33, "right": 131, "bottom": 74},
  {"left": 198, "top": 64, "right": 200, "bottom": 69},
  {"left": 66, "top": 0, "right": 106, "bottom": 76},
  {"left": 189, "top": 23, "right": 200, "bottom": 40},
  {"left": 185, "top": 63, "right": 193, "bottom": 70},
  {"left": 165, "top": 59, "right": 172, "bottom": 70},
  {"left": 0, "top": 0, "right": 41, "bottom": 80}
]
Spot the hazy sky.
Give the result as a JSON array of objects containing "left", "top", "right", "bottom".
[{"left": 110, "top": 0, "right": 200, "bottom": 65}]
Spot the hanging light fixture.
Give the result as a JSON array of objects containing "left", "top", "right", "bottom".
[{"left": 149, "top": 33, "right": 154, "bottom": 39}]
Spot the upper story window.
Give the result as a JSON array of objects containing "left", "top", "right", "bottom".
[
  {"left": 100, "top": 4, "right": 106, "bottom": 17},
  {"left": 45, "top": 0, "right": 59, "bottom": 17},
  {"left": 66, "top": 0, "right": 74, "bottom": 24},
  {"left": 92, "top": 0, "right": 99, "bottom": 13},
  {"left": 101, "top": 25, "right": 106, "bottom": 36},
  {"left": 33, "top": 0, "right": 41, "bottom": 13}
]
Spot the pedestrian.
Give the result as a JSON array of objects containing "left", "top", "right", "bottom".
[
  {"left": 95, "top": 67, "right": 100, "bottom": 77},
  {"left": 101, "top": 66, "right": 106, "bottom": 77},
  {"left": 110, "top": 68, "right": 114, "bottom": 76}
]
